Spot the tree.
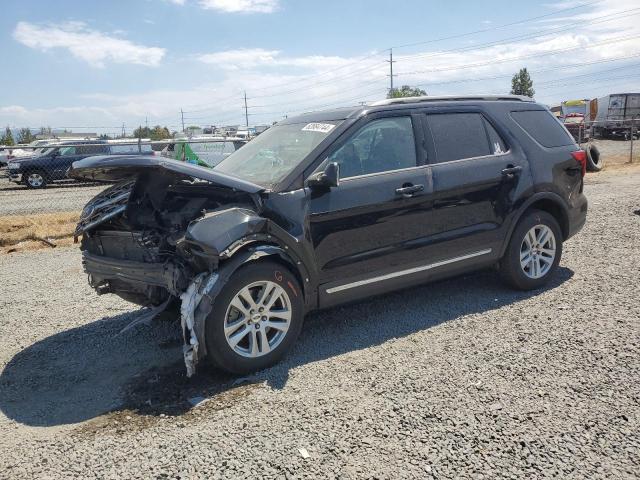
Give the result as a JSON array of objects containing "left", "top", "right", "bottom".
[
  {"left": 17, "top": 128, "right": 34, "bottom": 144},
  {"left": 133, "top": 125, "right": 172, "bottom": 141},
  {"left": 510, "top": 68, "right": 535, "bottom": 97},
  {"left": 151, "top": 125, "right": 171, "bottom": 140},
  {"left": 1, "top": 127, "right": 14, "bottom": 146},
  {"left": 387, "top": 85, "right": 427, "bottom": 99}
]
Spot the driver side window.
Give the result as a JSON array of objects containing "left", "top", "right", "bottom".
[
  {"left": 328, "top": 117, "right": 416, "bottom": 178},
  {"left": 58, "top": 146, "right": 76, "bottom": 156}
]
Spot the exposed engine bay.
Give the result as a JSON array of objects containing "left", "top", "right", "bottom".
[
  {"left": 79, "top": 173, "right": 256, "bottom": 305},
  {"left": 73, "top": 161, "right": 273, "bottom": 375}
]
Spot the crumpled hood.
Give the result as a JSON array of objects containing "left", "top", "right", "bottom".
[{"left": 69, "top": 155, "right": 265, "bottom": 194}]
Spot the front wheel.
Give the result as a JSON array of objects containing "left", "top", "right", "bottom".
[
  {"left": 205, "top": 261, "right": 304, "bottom": 374},
  {"left": 499, "top": 210, "right": 563, "bottom": 290},
  {"left": 24, "top": 170, "right": 48, "bottom": 189}
]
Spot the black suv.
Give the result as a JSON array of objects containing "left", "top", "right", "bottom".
[
  {"left": 70, "top": 95, "right": 587, "bottom": 375},
  {"left": 7, "top": 140, "right": 152, "bottom": 188}
]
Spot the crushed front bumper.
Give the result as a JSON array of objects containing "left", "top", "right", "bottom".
[{"left": 83, "top": 252, "right": 189, "bottom": 298}]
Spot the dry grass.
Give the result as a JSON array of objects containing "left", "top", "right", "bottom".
[{"left": 0, "top": 212, "right": 79, "bottom": 254}]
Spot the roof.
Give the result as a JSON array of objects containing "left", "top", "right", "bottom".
[
  {"left": 280, "top": 94, "right": 538, "bottom": 126},
  {"left": 279, "top": 106, "right": 362, "bottom": 125},
  {"left": 369, "top": 94, "right": 534, "bottom": 106}
]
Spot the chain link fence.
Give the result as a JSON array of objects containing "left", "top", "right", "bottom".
[
  {"left": 0, "top": 137, "right": 248, "bottom": 251},
  {"left": 0, "top": 137, "right": 248, "bottom": 216},
  {"left": 0, "top": 125, "right": 638, "bottom": 251}
]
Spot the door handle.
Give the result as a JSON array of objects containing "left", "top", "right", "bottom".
[
  {"left": 501, "top": 165, "right": 523, "bottom": 177},
  {"left": 395, "top": 184, "right": 424, "bottom": 197}
]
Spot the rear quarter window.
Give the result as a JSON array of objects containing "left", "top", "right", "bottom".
[{"left": 511, "top": 110, "right": 575, "bottom": 148}]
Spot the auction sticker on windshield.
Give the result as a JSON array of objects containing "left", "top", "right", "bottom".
[{"left": 302, "top": 123, "right": 336, "bottom": 133}]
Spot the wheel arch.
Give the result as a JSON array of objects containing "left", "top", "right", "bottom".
[
  {"left": 225, "top": 242, "right": 309, "bottom": 302},
  {"left": 500, "top": 193, "right": 569, "bottom": 257}
]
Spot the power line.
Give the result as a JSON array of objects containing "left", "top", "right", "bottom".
[
  {"left": 396, "top": 33, "right": 640, "bottom": 76},
  {"left": 410, "top": 53, "right": 640, "bottom": 88},
  {"left": 394, "top": 7, "right": 640, "bottom": 62},
  {"left": 391, "top": 1, "right": 600, "bottom": 50}
]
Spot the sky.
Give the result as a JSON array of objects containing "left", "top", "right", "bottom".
[{"left": 0, "top": 0, "right": 639, "bottom": 135}]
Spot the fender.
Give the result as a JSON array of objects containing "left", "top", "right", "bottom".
[
  {"left": 498, "top": 191, "right": 570, "bottom": 257},
  {"left": 180, "top": 244, "right": 310, "bottom": 375},
  {"left": 182, "top": 207, "right": 315, "bottom": 308}
]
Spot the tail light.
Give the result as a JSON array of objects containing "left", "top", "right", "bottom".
[{"left": 571, "top": 150, "right": 587, "bottom": 177}]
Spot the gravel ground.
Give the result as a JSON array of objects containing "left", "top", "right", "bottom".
[
  {"left": 0, "top": 174, "right": 106, "bottom": 216},
  {"left": 0, "top": 167, "right": 639, "bottom": 479}
]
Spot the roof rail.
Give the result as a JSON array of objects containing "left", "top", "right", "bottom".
[{"left": 369, "top": 94, "right": 534, "bottom": 107}]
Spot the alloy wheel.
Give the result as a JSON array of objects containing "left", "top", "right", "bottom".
[
  {"left": 27, "top": 173, "right": 44, "bottom": 188},
  {"left": 223, "top": 280, "right": 292, "bottom": 358},
  {"left": 520, "top": 224, "right": 556, "bottom": 279}
]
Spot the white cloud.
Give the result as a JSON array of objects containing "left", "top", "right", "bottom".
[
  {"left": 167, "top": 0, "right": 186, "bottom": 4},
  {"left": 4, "top": 0, "right": 639, "bottom": 130},
  {"left": 196, "top": 48, "right": 352, "bottom": 70},
  {"left": 197, "top": 48, "right": 280, "bottom": 69},
  {"left": 13, "top": 21, "right": 166, "bottom": 68},
  {"left": 198, "top": 0, "right": 279, "bottom": 13}
]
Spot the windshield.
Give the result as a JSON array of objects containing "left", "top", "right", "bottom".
[
  {"left": 34, "top": 147, "right": 54, "bottom": 156},
  {"left": 215, "top": 121, "right": 341, "bottom": 186},
  {"left": 562, "top": 104, "right": 586, "bottom": 116}
]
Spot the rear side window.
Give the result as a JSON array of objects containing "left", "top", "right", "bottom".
[
  {"left": 426, "top": 113, "right": 505, "bottom": 163},
  {"left": 511, "top": 110, "right": 574, "bottom": 148},
  {"left": 78, "top": 145, "right": 109, "bottom": 155}
]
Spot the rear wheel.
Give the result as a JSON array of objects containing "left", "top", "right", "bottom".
[
  {"left": 205, "top": 261, "right": 304, "bottom": 374},
  {"left": 24, "top": 170, "right": 48, "bottom": 189},
  {"left": 500, "top": 210, "right": 563, "bottom": 290}
]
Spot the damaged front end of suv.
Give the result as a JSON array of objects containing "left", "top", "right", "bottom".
[{"left": 70, "top": 155, "right": 307, "bottom": 376}]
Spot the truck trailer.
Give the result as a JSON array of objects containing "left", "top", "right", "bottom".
[{"left": 589, "top": 93, "right": 640, "bottom": 139}]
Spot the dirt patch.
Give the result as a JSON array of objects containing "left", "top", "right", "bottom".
[{"left": 0, "top": 211, "right": 79, "bottom": 253}]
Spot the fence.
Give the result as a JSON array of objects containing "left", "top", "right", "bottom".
[{"left": 0, "top": 129, "right": 639, "bottom": 252}]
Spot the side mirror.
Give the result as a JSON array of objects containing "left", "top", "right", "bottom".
[{"left": 307, "top": 162, "right": 340, "bottom": 189}]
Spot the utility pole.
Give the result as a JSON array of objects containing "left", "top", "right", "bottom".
[
  {"left": 244, "top": 91, "right": 249, "bottom": 128},
  {"left": 121, "top": 123, "right": 125, "bottom": 138},
  {"left": 180, "top": 109, "right": 185, "bottom": 133},
  {"left": 145, "top": 116, "right": 148, "bottom": 129},
  {"left": 386, "top": 48, "right": 396, "bottom": 96}
]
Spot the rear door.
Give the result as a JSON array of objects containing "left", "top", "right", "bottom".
[{"left": 419, "top": 109, "right": 530, "bottom": 262}]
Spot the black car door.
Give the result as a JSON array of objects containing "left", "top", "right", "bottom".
[
  {"left": 418, "top": 109, "right": 531, "bottom": 264},
  {"left": 51, "top": 146, "right": 82, "bottom": 179},
  {"left": 307, "top": 113, "right": 435, "bottom": 307}
]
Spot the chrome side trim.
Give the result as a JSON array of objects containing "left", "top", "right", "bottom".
[{"left": 325, "top": 249, "right": 492, "bottom": 294}]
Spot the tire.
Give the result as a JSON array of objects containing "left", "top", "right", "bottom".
[
  {"left": 205, "top": 261, "right": 304, "bottom": 374},
  {"left": 585, "top": 144, "right": 603, "bottom": 172},
  {"left": 24, "top": 170, "right": 48, "bottom": 189},
  {"left": 499, "top": 210, "right": 563, "bottom": 291}
]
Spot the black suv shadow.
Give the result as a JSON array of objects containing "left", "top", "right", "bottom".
[{"left": 0, "top": 268, "right": 573, "bottom": 427}]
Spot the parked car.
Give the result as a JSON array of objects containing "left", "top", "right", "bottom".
[
  {"left": 7, "top": 140, "right": 152, "bottom": 188},
  {"left": 0, "top": 146, "right": 32, "bottom": 166},
  {"left": 70, "top": 95, "right": 588, "bottom": 375},
  {"left": 161, "top": 138, "right": 246, "bottom": 168}
]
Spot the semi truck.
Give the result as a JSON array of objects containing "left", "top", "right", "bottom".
[{"left": 589, "top": 93, "right": 640, "bottom": 139}]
